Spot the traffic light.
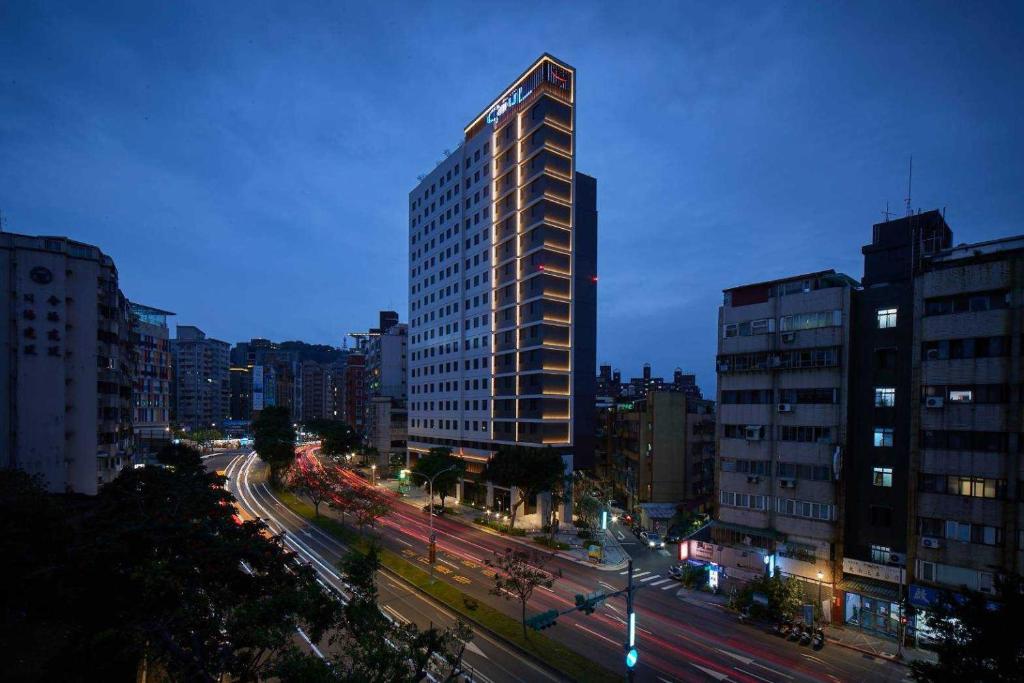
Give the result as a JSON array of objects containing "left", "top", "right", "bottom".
[
  {"left": 625, "top": 646, "right": 638, "bottom": 668},
  {"left": 575, "top": 590, "right": 606, "bottom": 615},
  {"left": 525, "top": 609, "right": 559, "bottom": 631},
  {"left": 399, "top": 469, "right": 408, "bottom": 481}
]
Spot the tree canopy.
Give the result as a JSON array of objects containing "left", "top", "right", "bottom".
[
  {"left": 304, "top": 419, "right": 360, "bottom": 459},
  {"left": 909, "top": 574, "right": 1024, "bottom": 683},
  {"left": 410, "top": 447, "right": 466, "bottom": 510},
  {"left": 483, "top": 446, "right": 566, "bottom": 529},
  {"left": 253, "top": 405, "right": 296, "bottom": 481},
  {"left": 486, "top": 547, "right": 555, "bottom": 639},
  {"left": 0, "top": 444, "right": 337, "bottom": 682}
]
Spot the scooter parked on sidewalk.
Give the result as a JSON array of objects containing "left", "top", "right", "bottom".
[
  {"left": 812, "top": 627, "right": 826, "bottom": 650},
  {"left": 799, "top": 626, "right": 813, "bottom": 646},
  {"left": 786, "top": 622, "right": 804, "bottom": 641}
]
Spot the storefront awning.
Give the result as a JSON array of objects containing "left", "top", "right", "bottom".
[{"left": 837, "top": 575, "right": 900, "bottom": 602}]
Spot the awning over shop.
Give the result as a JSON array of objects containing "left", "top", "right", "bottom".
[{"left": 837, "top": 575, "right": 901, "bottom": 602}]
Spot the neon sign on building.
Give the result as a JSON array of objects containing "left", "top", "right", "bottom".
[{"left": 485, "top": 85, "right": 533, "bottom": 125}]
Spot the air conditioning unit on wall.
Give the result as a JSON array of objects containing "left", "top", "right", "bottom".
[
  {"left": 781, "top": 332, "right": 796, "bottom": 343},
  {"left": 778, "top": 403, "right": 793, "bottom": 413},
  {"left": 779, "top": 478, "right": 796, "bottom": 488},
  {"left": 925, "top": 396, "right": 944, "bottom": 409},
  {"left": 921, "top": 537, "right": 941, "bottom": 549}
]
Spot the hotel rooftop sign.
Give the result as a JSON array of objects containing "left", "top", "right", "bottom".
[{"left": 465, "top": 54, "right": 573, "bottom": 139}]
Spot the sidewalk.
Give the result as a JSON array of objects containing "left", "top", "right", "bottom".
[
  {"left": 379, "top": 478, "right": 630, "bottom": 571},
  {"left": 823, "top": 625, "right": 937, "bottom": 667}
]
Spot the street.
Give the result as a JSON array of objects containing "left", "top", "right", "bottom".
[{"left": 211, "top": 449, "right": 913, "bottom": 683}]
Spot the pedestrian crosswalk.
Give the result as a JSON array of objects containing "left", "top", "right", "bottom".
[{"left": 617, "top": 568, "right": 681, "bottom": 591}]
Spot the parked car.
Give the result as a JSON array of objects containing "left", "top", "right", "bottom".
[
  {"left": 668, "top": 564, "right": 686, "bottom": 581},
  {"left": 632, "top": 525, "right": 645, "bottom": 538}
]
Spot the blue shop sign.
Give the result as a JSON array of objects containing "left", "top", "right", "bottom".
[{"left": 909, "top": 584, "right": 939, "bottom": 608}]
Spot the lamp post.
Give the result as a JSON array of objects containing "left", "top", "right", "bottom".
[
  {"left": 370, "top": 463, "right": 377, "bottom": 487},
  {"left": 405, "top": 464, "right": 459, "bottom": 583},
  {"left": 816, "top": 571, "right": 824, "bottom": 629}
]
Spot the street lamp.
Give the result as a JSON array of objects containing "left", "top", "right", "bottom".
[
  {"left": 370, "top": 463, "right": 377, "bottom": 487},
  {"left": 405, "top": 464, "right": 459, "bottom": 583},
  {"left": 816, "top": 571, "right": 824, "bottom": 629}
]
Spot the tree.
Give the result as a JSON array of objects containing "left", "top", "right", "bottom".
[
  {"left": 0, "top": 444, "right": 339, "bottom": 682},
  {"left": 331, "top": 544, "right": 473, "bottom": 682},
  {"left": 287, "top": 453, "right": 347, "bottom": 518},
  {"left": 483, "top": 446, "right": 566, "bottom": 529},
  {"left": 731, "top": 574, "right": 803, "bottom": 621},
  {"left": 411, "top": 447, "right": 466, "bottom": 511},
  {"left": 253, "top": 406, "right": 296, "bottom": 482},
  {"left": 304, "top": 419, "right": 360, "bottom": 460},
  {"left": 486, "top": 547, "right": 555, "bottom": 639},
  {"left": 351, "top": 486, "right": 393, "bottom": 530},
  {"left": 909, "top": 574, "right": 1024, "bottom": 683}
]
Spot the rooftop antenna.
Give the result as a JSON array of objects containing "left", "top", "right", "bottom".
[
  {"left": 905, "top": 155, "right": 913, "bottom": 217},
  {"left": 882, "top": 201, "right": 895, "bottom": 222}
]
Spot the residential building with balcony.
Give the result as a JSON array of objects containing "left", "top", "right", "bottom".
[
  {"left": 130, "top": 303, "right": 174, "bottom": 458},
  {"left": 713, "top": 270, "right": 856, "bottom": 600},
  {"left": 171, "top": 325, "right": 230, "bottom": 431}
]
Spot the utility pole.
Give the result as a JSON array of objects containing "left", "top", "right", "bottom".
[{"left": 625, "top": 559, "right": 637, "bottom": 681}]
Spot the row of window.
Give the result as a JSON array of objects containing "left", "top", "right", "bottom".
[
  {"left": 720, "top": 459, "right": 832, "bottom": 481},
  {"left": 920, "top": 473, "right": 1005, "bottom": 499},
  {"left": 924, "top": 289, "right": 1009, "bottom": 317},
  {"left": 717, "top": 492, "right": 837, "bottom": 521},
  {"left": 721, "top": 387, "right": 839, "bottom": 404},
  {"left": 410, "top": 418, "right": 489, "bottom": 432},
  {"left": 721, "top": 309, "right": 842, "bottom": 339},
  {"left": 919, "top": 517, "right": 1003, "bottom": 546},
  {"left": 721, "top": 424, "right": 834, "bottom": 443},
  {"left": 922, "top": 336, "right": 1011, "bottom": 360},
  {"left": 716, "top": 347, "right": 841, "bottom": 373}
]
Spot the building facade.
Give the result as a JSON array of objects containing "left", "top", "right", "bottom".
[
  {"left": 363, "top": 313, "right": 408, "bottom": 467},
  {"left": 406, "top": 54, "right": 597, "bottom": 522},
  {"left": 171, "top": 325, "right": 230, "bottom": 431},
  {"left": 712, "top": 270, "right": 855, "bottom": 600},
  {"left": 0, "top": 233, "right": 135, "bottom": 494},
  {"left": 130, "top": 303, "right": 174, "bottom": 458}
]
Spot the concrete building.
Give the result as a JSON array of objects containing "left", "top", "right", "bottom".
[
  {"left": 840, "top": 210, "right": 1024, "bottom": 640},
  {"left": 406, "top": 54, "right": 597, "bottom": 524},
  {"left": 341, "top": 351, "right": 366, "bottom": 432},
  {"left": 229, "top": 365, "right": 252, "bottom": 421},
  {"left": 130, "top": 303, "right": 174, "bottom": 458},
  {"left": 300, "top": 359, "right": 332, "bottom": 423},
  {"left": 601, "top": 391, "right": 715, "bottom": 510},
  {"left": 712, "top": 270, "right": 856, "bottom": 603},
  {"left": 0, "top": 233, "right": 135, "bottom": 494},
  {"left": 171, "top": 325, "right": 230, "bottom": 431},
  {"left": 362, "top": 313, "right": 408, "bottom": 467}
]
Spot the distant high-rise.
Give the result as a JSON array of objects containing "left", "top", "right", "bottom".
[
  {"left": 131, "top": 303, "right": 174, "bottom": 457},
  {"left": 171, "top": 325, "right": 230, "bottom": 431},
  {"left": 406, "top": 54, "right": 598, "bottom": 512}
]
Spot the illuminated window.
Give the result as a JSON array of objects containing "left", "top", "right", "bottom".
[
  {"left": 948, "top": 389, "right": 973, "bottom": 403},
  {"left": 873, "top": 427, "right": 894, "bottom": 447},
  {"left": 876, "top": 308, "right": 898, "bottom": 329},
  {"left": 872, "top": 467, "right": 893, "bottom": 487},
  {"left": 874, "top": 387, "right": 896, "bottom": 407}
]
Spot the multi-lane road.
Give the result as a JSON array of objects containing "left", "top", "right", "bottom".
[{"left": 210, "top": 449, "right": 912, "bottom": 683}]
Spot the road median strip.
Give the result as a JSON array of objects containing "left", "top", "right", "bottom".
[{"left": 274, "top": 487, "right": 620, "bottom": 683}]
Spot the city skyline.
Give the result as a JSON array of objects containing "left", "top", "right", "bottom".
[{"left": 3, "top": 1, "right": 1023, "bottom": 393}]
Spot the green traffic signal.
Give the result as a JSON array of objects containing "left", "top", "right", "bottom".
[
  {"left": 625, "top": 647, "right": 638, "bottom": 668},
  {"left": 525, "top": 609, "right": 559, "bottom": 631}
]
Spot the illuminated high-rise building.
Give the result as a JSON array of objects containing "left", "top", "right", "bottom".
[{"left": 407, "top": 54, "right": 597, "bottom": 512}]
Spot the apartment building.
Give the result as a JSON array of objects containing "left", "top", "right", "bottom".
[
  {"left": 602, "top": 391, "right": 715, "bottom": 509},
  {"left": 130, "top": 303, "right": 174, "bottom": 458},
  {"left": 712, "top": 270, "right": 855, "bottom": 601},
  {"left": 362, "top": 312, "right": 408, "bottom": 467},
  {"left": 0, "top": 233, "right": 135, "bottom": 494},
  {"left": 171, "top": 325, "right": 230, "bottom": 431},
  {"left": 406, "top": 54, "right": 597, "bottom": 522}
]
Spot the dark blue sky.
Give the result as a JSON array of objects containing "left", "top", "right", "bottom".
[{"left": 2, "top": 1, "right": 1022, "bottom": 392}]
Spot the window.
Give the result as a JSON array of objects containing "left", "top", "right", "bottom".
[
  {"left": 919, "top": 561, "right": 935, "bottom": 582},
  {"left": 779, "top": 310, "right": 841, "bottom": 332},
  {"left": 877, "top": 308, "right": 897, "bottom": 328},
  {"left": 948, "top": 389, "right": 973, "bottom": 403},
  {"left": 872, "top": 467, "right": 893, "bottom": 487},
  {"left": 870, "top": 545, "right": 891, "bottom": 564},
  {"left": 874, "top": 387, "right": 895, "bottom": 407},
  {"left": 873, "top": 427, "right": 894, "bottom": 447}
]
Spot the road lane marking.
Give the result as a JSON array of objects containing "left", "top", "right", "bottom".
[
  {"left": 599, "top": 581, "right": 616, "bottom": 590},
  {"left": 735, "top": 668, "right": 772, "bottom": 682},
  {"left": 640, "top": 575, "right": 660, "bottom": 582},
  {"left": 650, "top": 578, "right": 670, "bottom": 586},
  {"left": 690, "top": 663, "right": 731, "bottom": 681},
  {"left": 574, "top": 622, "right": 620, "bottom": 646},
  {"left": 632, "top": 571, "right": 651, "bottom": 578},
  {"left": 661, "top": 583, "right": 677, "bottom": 590}
]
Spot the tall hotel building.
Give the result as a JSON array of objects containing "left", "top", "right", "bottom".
[{"left": 407, "top": 54, "right": 597, "bottom": 511}]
